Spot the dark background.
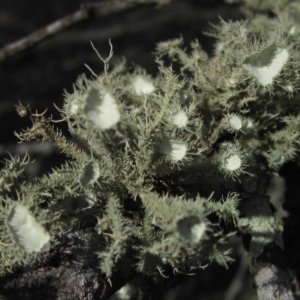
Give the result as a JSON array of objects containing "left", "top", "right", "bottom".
[{"left": 0, "top": 0, "right": 243, "bottom": 149}]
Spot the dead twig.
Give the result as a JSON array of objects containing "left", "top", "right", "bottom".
[
  {"left": 0, "top": 0, "right": 162, "bottom": 63},
  {"left": 0, "top": 9, "right": 90, "bottom": 63}
]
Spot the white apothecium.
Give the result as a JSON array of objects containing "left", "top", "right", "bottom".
[
  {"left": 160, "top": 140, "right": 187, "bottom": 161},
  {"left": 228, "top": 115, "right": 242, "bottom": 131},
  {"left": 69, "top": 98, "right": 79, "bottom": 115},
  {"left": 80, "top": 161, "right": 100, "bottom": 186},
  {"left": 8, "top": 203, "right": 50, "bottom": 253},
  {"left": 218, "top": 143, "right": 248, "bottom": 179},
  {"left": 84, "top": 88, "right": 120, "bottom": 130},
  {"left": 243, "top": 44, "right": 289, "bottom": 86},
  {"left": 225, "top": 154, "right": 242, "bottom": 171},
  {"left": 133, "top": 76, "right": 155, "bottom": 95},
  {"left": 177, "top": 216, "right": 206, "bottom": 244},
  {"left": 171, "top": 111, "right": 188, "bottom": 128}
]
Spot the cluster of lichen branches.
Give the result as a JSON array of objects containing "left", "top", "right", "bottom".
[{"left": 1, "top": 1, "right": 300, "bottom": 290}]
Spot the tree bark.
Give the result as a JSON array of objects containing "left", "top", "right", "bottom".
[{"left": 0, "top": 230, "right": 134, "bottom": 300}]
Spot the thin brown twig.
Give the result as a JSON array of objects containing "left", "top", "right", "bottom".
[
  {"left": 0, "top": 9, "right": 89, "bottom": 63},
  {"left": 0, "top": 0, "right": 161, "bottom": 64}
]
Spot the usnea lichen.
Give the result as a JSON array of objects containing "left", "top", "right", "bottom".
[{"left": 1, "top": 1, "right": 300, "bottom": 285}]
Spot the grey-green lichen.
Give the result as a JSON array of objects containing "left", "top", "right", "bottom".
[{"left": 1, "top": 0, "right": 300, "bottom": 280}]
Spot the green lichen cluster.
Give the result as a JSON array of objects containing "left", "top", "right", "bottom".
[{"left": 1, "top": 0, "right": 300, "bottom": 282}]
